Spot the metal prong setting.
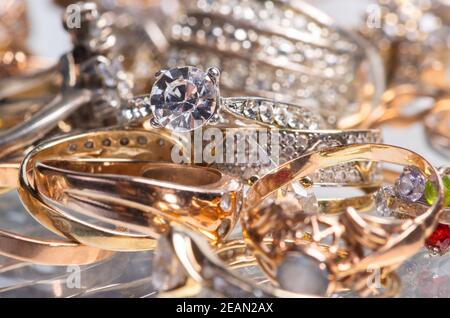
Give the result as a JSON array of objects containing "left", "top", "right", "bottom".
[
  {"left": 149, "top": 117, "right": 163, "bottom": 128},
  {"left": 155, "top": 69, "right": 167, "bottom": 78},
  {"left": 207, "top": 67, "right": 221, "bottom": 84}
]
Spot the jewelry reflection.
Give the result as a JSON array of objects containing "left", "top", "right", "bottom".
[{"left": 0, "top": 167, "right": 114, "bottom": 265}]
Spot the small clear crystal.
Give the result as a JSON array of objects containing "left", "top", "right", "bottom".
[
  {"left": 292, "top": 181, "right": 319, "bottom": 215},
  {"left": 376, "top": 186, "right": 395, "bottom": 217},
  {"left": 259, "top": 101, "right": 274, "bottom": 123},
  {"left": 243, "top": 100, "right": 259, "bottom": 119}
]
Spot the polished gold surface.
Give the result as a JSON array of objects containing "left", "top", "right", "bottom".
[
  {"left": 18, "top": 128, "right": 183, "bottom": 251},
  {"left": 33, "top": 160, "right": 242, "bottom": 243}
]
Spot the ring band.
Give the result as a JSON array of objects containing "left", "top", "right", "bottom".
[
  {"left": 33, "top": 160, "right": 242, "bottom": 244},
  {"left": 0, "top": 162, "right": 114, "bottom": 265},
  {"left": 18, "top": 128, "right": 182, "bottom": 251}
]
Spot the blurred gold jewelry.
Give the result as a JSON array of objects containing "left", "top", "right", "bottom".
[
  {"left": 0, "top": 0, "right": 29, "bottom": 78},
  {"left": 156, "top": 227, "right": 401, "bottom": 298},
  {"left": 0, "top": 3, "right": 133, "bottom": 160},
  {"left": 424, "top": 98, "right": 450, "bottom": 156},
  {"left": 360, "top": 84, "right": 438, "bottom": 128},
  {"left": 0, "top": 1, "right": 28, "bottom": 49},
  {"left": 242, "top": 143, "right": 444, "bottom": 297},
  {"left": 360, "top": 0, "right": 450, "bottom": 129},
  {"left": 18, "top": 128, "right": 181, "bottom": 251}
]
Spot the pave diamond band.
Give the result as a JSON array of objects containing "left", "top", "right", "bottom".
[
  {"left": 163, "top": 0, "right": 384, "bottom": 128},
  {"left": 123, "top": 66, "right": 382, "bottom": 186}
]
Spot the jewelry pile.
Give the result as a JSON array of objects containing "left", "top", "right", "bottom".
[{"left": 0, "top": 0, "right": 448, "bottom": 298}]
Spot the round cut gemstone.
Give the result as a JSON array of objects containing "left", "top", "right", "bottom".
[
  {"left": 395, "top": 166, "right": 426, "bottom": 202},
  {"left": 150, "top": 66, "right": 218, "bottom": 132}
]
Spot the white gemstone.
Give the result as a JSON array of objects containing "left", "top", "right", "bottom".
[
  {"left": 259, "top": 101, "right": 274, "bottom": 123},
  {"left": 274, "top": 107, "right": 288, "bottom": 126},
  {"left": 276, "top": 253, "right": 329, "bottom": 295},
  {"left": 243, "top": 100, "right": 259, "bottom": 119},
  {"left": 292, "top": 181, "right": 319, "bottom": 215},
  {"left": 297, "top": 135, "right": 309, "bottom": 150},
  {"left": 150, "top": 66, "right": 218, "bottom": 132},
  {"left": 285, "top": 134, "right": 296, "bottom": 146},
  {"left": 376, "top": 186, "right": 395, "bottom": 217}
]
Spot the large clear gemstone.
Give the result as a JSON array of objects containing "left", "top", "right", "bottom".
[
  {"left": 150, "top": 66, "right": 218, "bottom": 132},
  {"left": 276, "top": 253, "right": 329, "bottom": 295},
  {"left": 395, "top": 166, "right": 426, "bottom": 202}
]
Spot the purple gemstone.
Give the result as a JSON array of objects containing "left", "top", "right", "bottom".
[{"left": 395, "top": 166, "right": 426, "bottom": 202}]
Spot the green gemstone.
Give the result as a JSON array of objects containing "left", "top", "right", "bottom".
[
  {"left": 424, "top": 176, "right": 450, "bottom": 207},
  {"left": 425, "top": 181, "right": 438, "bottom": 205},
  {"left": 443, "top": 176, "right": 450, "bottom": 207}
]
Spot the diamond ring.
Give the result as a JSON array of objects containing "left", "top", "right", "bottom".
[{"left": 124, "top": 65, "right": 383, "bottom": 184}]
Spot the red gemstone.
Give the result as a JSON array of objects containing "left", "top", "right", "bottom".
[{"left": 425, "top": 224, "right": 450, "bottom": 255}]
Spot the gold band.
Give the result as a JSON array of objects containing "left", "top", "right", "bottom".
[
  {"left": 0, "top": 163, "right": 114, "bottom": 265},
  {"left": 33, "top": 160, "right": 242, "bottom": 243},
  {"left": 18, "top": 128, "right": 183, "bottom": 251},
  {"left": 18, "top": 127, "right": 241, "bottom": 251}
]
